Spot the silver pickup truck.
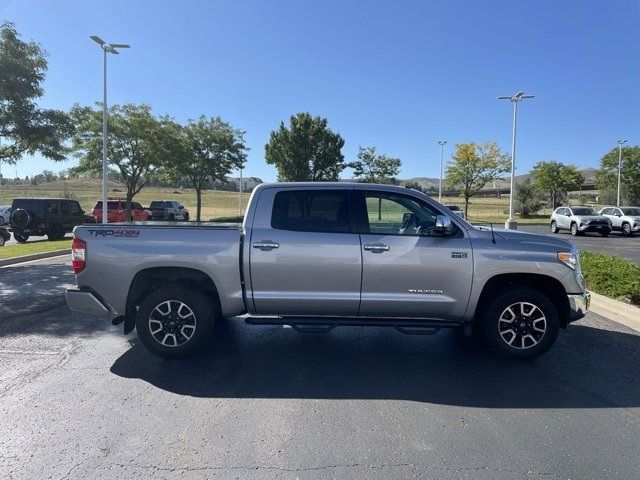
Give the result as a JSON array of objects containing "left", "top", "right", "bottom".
[{"left": 66, "top": 183, "right": 590, "bottom": 360}]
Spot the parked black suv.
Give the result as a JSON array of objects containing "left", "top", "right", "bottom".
[{"left": 10, "top": 198, "right": 96, "bottom": 243}]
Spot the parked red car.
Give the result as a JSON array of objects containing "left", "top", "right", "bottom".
[{"left": 91, "top": 198, "right": 152, "bottom": 223}]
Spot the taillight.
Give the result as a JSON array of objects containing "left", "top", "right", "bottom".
[{"left": 71, "top": 237, "right": 86, "bottom": 274}]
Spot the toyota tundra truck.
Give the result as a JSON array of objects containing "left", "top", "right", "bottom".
[{"left": 66, "top": 183, "right": 590, "bottom": 360}]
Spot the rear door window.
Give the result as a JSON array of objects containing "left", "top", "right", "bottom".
[{"left": 271, "top": 190, "right": 351, "bottom": 233}]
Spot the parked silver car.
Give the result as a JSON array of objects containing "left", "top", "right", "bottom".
[
  {"left": 598, "top": 206, "right": 640, "bottom": 236},
  {"left": 0, "top": 205, "right": 11, "bottom": 225},
  {"left": 550, "top": 206, "right": 612, "bottom": 236}
]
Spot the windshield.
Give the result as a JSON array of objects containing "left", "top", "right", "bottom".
[
  {"left": 150, "top": 201, "right": 169, "bottom": 208},
  {"left": 572, "top": 207, "right": 597, "bottom": 215},
  {"left": 622, "top": 208, "right": 640, "bottom": 216}
]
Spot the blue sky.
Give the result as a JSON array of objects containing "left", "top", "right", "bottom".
[{"left": 1, "top": 0, "right": 638, "bottom": 181}]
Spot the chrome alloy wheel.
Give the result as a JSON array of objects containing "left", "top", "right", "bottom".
[
  {"left": 498, "top": 302, "right": 547, "bottom": 350},
  {"left": 148, "top": 300, "right": 197, "bottom": 347}
]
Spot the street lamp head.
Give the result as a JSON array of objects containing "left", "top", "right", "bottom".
[
  {"left": 90, "top": 35, "right": 105, "bottom": 46},
  {"left": 438, "top": 140, "right": 447, "bottom": 146},
  {"left": 109, "top": 43, "right": 130, "bottom": 49},
  {"left": 498, "top": 92, "right": 535, "bottom": 103},
  {"left": 617, "top": 139, "right": 628, "bottom": 145}
]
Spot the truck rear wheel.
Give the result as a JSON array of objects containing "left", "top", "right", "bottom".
[
  {"left": 135, "top": 285, "right": 215, "bottom": 358},
  {"left": 480, "top": 288, "right": 559, "bottom": 360}
]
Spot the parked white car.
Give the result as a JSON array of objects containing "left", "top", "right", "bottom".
[
  {"left": 0, "top": 205, "right": 11, "bottom": 225},
  {"left": 550, "top": 206, "right": 612, "bottom": 236},
  {"left": 599, "top": 206, "right": 640, "bottom": 236}
]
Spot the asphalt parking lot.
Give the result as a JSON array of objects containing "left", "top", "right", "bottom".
[
  {"left": 1, "top": 256, "right": 639, "bottom": 479},
  {"left": 519, "top": 224, "right": 640, "bottom": 264}
]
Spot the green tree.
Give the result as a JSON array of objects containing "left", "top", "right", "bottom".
[
  {"left": 164, "top": 116, "right": 247, "bottom": 221},
  {"left": 445, "top": 141, "right": 510, "bottom": 217},
  {"left": 349, "top": 146, "right": 401, "bottom": 184},
  {"left": 0, "top": 22, "right": 74, "bottom": 165},
  {"left": 514, "top": 178, "right": 544, "bottom": 216},
  {"left": 71, "top": 103, "right": 174, "bottom": 220},
  {"left": 596, "top": 146, "right": 640, "bottom": 205},
  {"left": 404, "top": 181, "right": 424, "bottom": 193},
  {"left": 531, "top": 161, "right": 583, "bottom": 208},
  {"left": 265, "top": 112, "right": 345, "bottom": 181}
]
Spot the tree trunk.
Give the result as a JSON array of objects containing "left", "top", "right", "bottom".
[
  {"left": 464, "top": 196, "right": 470, "bottom": 219},
  {"left": 196, "top": 187, "right": 202, "bottom": 222},
  {"left": 125, "top": 191, "right": 133, "bottom": 222}
]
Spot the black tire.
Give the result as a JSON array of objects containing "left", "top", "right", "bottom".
[
  {"left": 480, "top": 288, "right": 559, "bottom": 360},
  {"left": 13, "top": 232, "right": 29, "bottom": 243},
  {"left": 550, "top": 221, "right": 558, "bottom": 234},
  {"left": 622, "top": 223, "right": 632, "bottom": 236},
  {"left": 600, "top": 231, "right": 610, "bottom": 237},
  {"left": 570, "top": 223, "right": 579, "bottom": 236},
  {"left": 135, "top": 285, "right": 216, "bottom": 358},
  {"left": 168, "top": 213, "right": 175, "bottom": 221},
  {"left": 47, "top": 224, "right": 65, "bottom": 241},
  {"left": 0, "top": 236, "right": 4, "bottom": 247},
  {"left": 184, "top": 213, "right": 189, "bottom": 222}
]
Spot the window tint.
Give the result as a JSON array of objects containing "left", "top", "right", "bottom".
[
  {"left": 622, "top": 208, "right": 640, "bottom": 216},
  {"left": 46, "top": 201, "right": 58, "bottom": 214},
  {"left": 132, "top": 202, "right": 143, "bottom": 210},
  {"left": 573, "top": 207, "right": 596, "bottom": 215},
  {"left": 70, "top": 202, "right": 80, "bottom": 214},
  {"left": 271, "top": 190, "right": 350, "bottom": 233},
  {"left": 60, "top": 202, "right": 70, "bottom": 215},
  {"left": 363, "top": 192, "right": 448, "bottom": 236}
]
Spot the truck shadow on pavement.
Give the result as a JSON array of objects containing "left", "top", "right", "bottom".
[{"left": 110, "top": 319, "right": 640, "bottom": 409}]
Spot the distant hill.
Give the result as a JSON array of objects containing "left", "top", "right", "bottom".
[{"left": 393, "top": 167, "right": 599, "bottom": 192}]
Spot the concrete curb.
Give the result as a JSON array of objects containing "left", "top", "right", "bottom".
[
  {"left": 589, "top": 291, "right": 640, "bottom": 333},
  {"left": 0, "top": 249, "right": 71, "bottom": 267}
]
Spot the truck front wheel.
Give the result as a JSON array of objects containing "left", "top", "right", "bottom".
[
  {"left": 135, "top": 285, "right": 215, "bottom": 358},
  {"left": 480, "top": 288, "right": 559, "bottom": 360}
]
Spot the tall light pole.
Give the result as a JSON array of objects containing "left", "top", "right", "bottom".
[
  {"left": 238, "top": 166, "right": 243, "bottom": 217},
  {"left": 90, "top": 36, "right": 130, "bottom": 224},
  {"left": 498, "top": 91, "right": 534, "bottom": 230},
  {"left": 437, "top": 140, "right": 447, "bottom": 203},
  {"left": 616, "top": 139, "right": 628, "bottom": 207}
]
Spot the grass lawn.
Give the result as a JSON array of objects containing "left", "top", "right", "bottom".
[{"left": 0, "top": 239, "right": 71, "bottom": 260}]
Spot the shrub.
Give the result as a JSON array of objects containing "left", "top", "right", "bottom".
[{"left": 580, "top": 251, "right": 640, "bottom": 304}]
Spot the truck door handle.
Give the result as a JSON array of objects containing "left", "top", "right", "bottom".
[
  {"left": 253, "top": 241, "right": 280, "bottom": 251},
  {"left": 363, "top": 243, "right": 390, "bottom": 252}
]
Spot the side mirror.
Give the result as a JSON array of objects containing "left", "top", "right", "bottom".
[
  {"left": 565, "top": 212, "right": 571, "bottom": 217},
  {"left": 433, "top": 215, "right": 455, "bottom": 235}
]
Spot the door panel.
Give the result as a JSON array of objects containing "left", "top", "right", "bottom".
[
  {"left": 357, "top": 191, "right": 473, "bottom": 319},
  {"left": 249, "top": 189, "right": 362, "bottom": 316}
]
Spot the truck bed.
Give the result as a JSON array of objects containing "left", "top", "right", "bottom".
[{"left": 71, "top": 222, "right": 245, "bottom": 318}]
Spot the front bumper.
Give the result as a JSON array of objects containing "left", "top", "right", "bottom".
[
  {"left": 66, "top": 289, "right": 113, "bottom": 316},
  {"left": 567, "top": 291, "right": 590, "bottom": 321},
  {"left": 578, "top": 224, "right": 611, "bottom": 233}
]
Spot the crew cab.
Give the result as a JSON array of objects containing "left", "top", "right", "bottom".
[
  {"left": 67, "top": 183, "right": 590, "bottom": 360},
  {"left": 91, "top": 198, "right": 152, "bottom": 223}
]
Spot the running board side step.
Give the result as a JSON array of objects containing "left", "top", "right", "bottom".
[{"left": 244, "top": 316, "right": 463, "bottom": 335}]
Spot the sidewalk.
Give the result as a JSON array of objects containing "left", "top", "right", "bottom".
[{"left": 590, "top": 291, "right": 640, "bottom": 333}]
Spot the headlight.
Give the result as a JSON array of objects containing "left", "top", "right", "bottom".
[{"left": 557, "top": 251, "right": 578, "bottom": 270}]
